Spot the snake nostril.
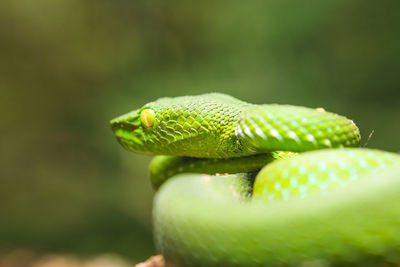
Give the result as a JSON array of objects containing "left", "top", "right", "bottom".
[{"left": 110, "top": 119, "right": 119, "bottom": 130}]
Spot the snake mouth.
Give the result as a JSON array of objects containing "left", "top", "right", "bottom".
[
  {"left": 110, "top": 109, "right": 141, "bottom": 132},
  {"left": 110, "top": 120, "right": 142, "bottom": 144},
  {"left": 110, "top": 120, "right": 139, "bottom": 132},
  {"left": 110, "top": 110, "right": 147, "bottom": 151}
]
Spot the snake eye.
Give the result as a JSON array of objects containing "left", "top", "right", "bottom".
[{"left": 140, "top": 109, "right": 156, "bottom": 129}]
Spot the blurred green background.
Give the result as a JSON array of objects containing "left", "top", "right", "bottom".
[{"left": 0, "top": 0, "right": 399, "bottom": 264}]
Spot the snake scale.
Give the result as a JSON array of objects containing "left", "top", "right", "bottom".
[{"left": 110, "top": 93, "right": 400, "bottom": 267}]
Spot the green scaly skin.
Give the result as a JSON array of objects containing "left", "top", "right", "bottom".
[{"left": 110, "top": 93, "right": 400, "bottom": 266}]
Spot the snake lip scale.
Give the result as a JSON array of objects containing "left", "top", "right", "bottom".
[{"left": 111, "top": 93, "right": 400, "bottom": 266}]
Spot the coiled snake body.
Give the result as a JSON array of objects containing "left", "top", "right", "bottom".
[{"left": 111, "top": 93, "right": 400, "bottom": 266}]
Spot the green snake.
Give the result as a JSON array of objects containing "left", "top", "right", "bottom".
[{"left": 110, "top": 93, "right": 400, "bottom": 266}]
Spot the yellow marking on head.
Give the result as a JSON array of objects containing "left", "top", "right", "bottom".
[{"left": 140, "top": 109, "right": 156, "bottom": 129}]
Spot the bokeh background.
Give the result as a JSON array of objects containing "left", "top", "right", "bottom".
[{"left": 1, "top": 0, "right": 399, "bottom": 265}]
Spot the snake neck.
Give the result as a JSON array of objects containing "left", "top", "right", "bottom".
[{"left": 237, "top": 104, "right": 360, "bottom": 153}]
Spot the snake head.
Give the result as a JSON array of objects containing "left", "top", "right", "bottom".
[
  {"left": 110, "top": 106, "right": 158, "bottom": 154},
  {"left": 110, "top": 94, "right": 248, "bottom": 157}
]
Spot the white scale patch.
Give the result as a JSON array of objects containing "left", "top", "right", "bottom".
[
  {"left": 255, "top": 127, "right": 267, "bottom": 139},
  {"left": 308, "top": 174, "right": 317, "bottom": 184},
  {"left": 270, "top": 129, "right": 283, "bottom": 141},
  {"left": 282, "top": 190, "right": 290, "bottom": 201},
  {"left": 324, "top": 139, "right": 332, "bottom": 147},
  {"left": 307, "top": 134, "right": 316, "bottom": 143},
  {"left": 288, "top": 131, "right": 300, "bottom": 142},
  {"left": 290, "top": 178, "right": 298, "bottom": 187},
  {"left": 274, "top": 182, "right": 281, "bottom": 191}
]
